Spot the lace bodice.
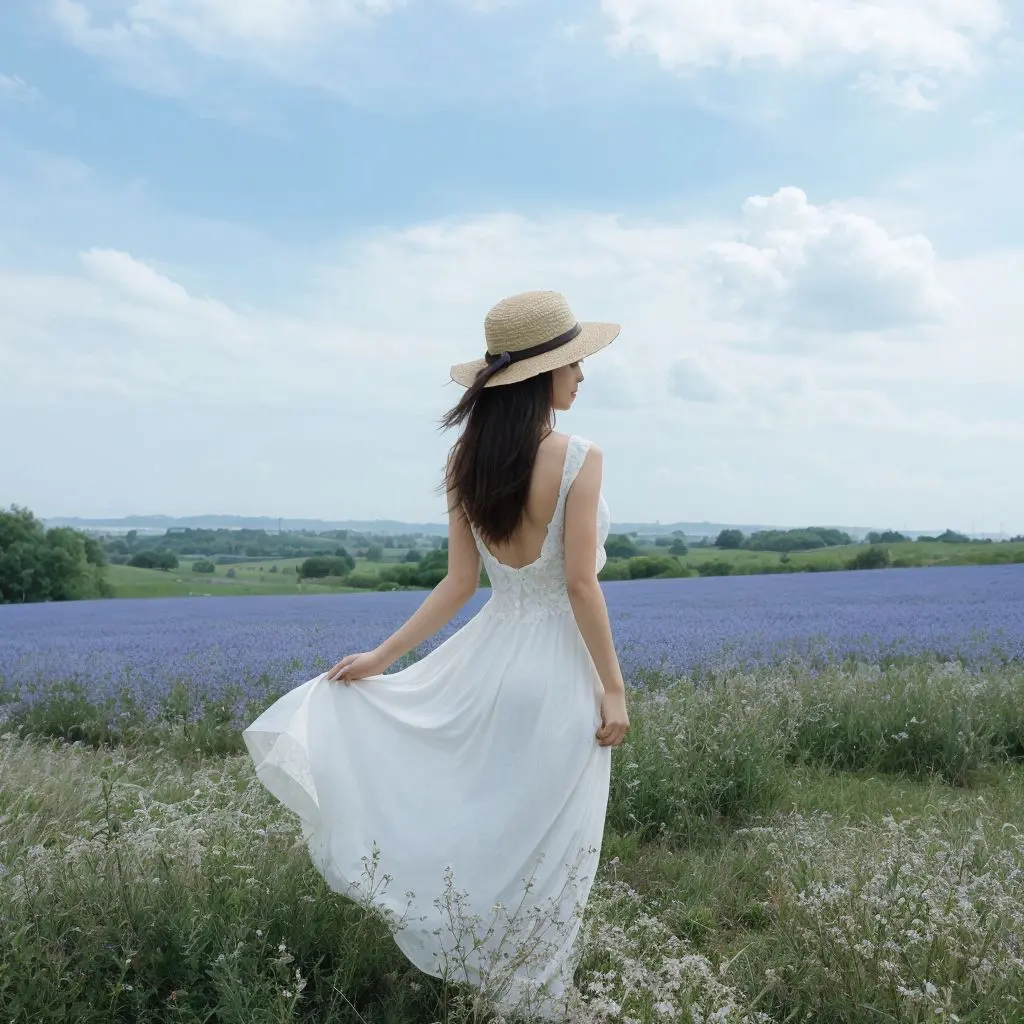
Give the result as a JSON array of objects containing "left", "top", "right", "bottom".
[{"left": 469, "top": 435, "right": 611, "bottom": 622}]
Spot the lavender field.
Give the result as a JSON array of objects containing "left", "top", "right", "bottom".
[
  {"left": 6, "top": 565, "right": 1024, "bottom": 1023},
  {"left": 1, "top": 564, "right": 1021, "bottom": 724}
]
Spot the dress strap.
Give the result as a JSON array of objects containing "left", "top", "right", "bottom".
[{"left": 556, "top": 435, "right": 592, "bottom": 511}]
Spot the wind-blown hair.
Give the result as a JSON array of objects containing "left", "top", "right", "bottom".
[{"left": 440, "top": 371, "right": 555, "bottom": 548}]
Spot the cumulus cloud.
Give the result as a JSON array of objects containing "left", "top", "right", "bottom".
[
  {"left": 601, "top": 0, "right": 1005, "bottom": 105},
  {"left": 709, "top": 187, "right": 949, "bottom": 331},
  {"left": 1, "top": 200, "right": 1021, "bottom": 524}
]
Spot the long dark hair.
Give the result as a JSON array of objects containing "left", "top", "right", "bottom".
[{"left": 439, "top": 370, "right": 555, "bottom": 547}]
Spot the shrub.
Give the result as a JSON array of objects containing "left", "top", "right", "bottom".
[
  {"left": 745, "top": 813, "right": 1024, "bottom": 1024},
  {"left": 608, "top": 671, "right": 797, "bottom": 844},
  {"left": 598, "top": 560, "right": 630, "bottom": 582},
  {"left": 298, "top": 554, "right": 354, "bottom": 579},
  {"left": 604, "top": 534, "right": 640, "bottom": 559},
  {"left": 627, "top": 556, "right": 681, "bottom": 580},
  {"left": 191, "top": 559, "right": 216, "bottom": 574},
  {"left": 846, "top": 545, "right": 891, "bottom": 570},
  {"left": 715, "top": 529, "right": 744, "bottom": 549},
  {"left": 225, "top": 568, "right": 236, "bottom": 579},
  {"left": 345, "top": 573, "right": 381, "bottom": 589},
  {"left": 696, "top": 559, "right": 732, "bottom": 577},
  {"left": 789, "top": 660, "right": 1006, "bottom": 785},
  {"left": 129, "top": 549, "right": 178, "bottom": 571},
  {"left": 866, "top": 530, "right": 908, "bottom": 544}
]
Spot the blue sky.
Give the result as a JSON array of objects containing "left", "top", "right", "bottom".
[{"left": 1, "top": 1, "right": 1022, "bottom": 532}]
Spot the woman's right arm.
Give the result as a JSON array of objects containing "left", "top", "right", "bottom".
[{"left": 564, "top": 446, "right": 630, "bottom": 747}]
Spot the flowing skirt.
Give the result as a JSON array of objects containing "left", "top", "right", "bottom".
[{"left": 243, "top": 601, "right": 611, "bottom": 1018}]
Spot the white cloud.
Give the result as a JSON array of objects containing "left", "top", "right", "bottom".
[
  {"left": 49, "top": 0, "right": 525, "bottom": 93},
  {"left": 1, "top": 197, "right": 1022, "bottom": 526},
  {"left": 601, "top": 0, "right": 1006, "bottom": 105},
  {"left": 47, "top": 0, "right": 407, "bottom": 95},
  {"left": 669, "top": 357, "right": 725, "bottom": 402},
  {"left": 52, "top": 0, "right": 402, "bottom": 56},
  {"left": 709, "top": 187, "right": 949, "bottom": 332},
  {"left": 0, "top": 73, "right": 39, "bottom": 102}
]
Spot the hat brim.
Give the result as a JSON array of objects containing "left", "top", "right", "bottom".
[{"left": 450, "top": 321, "right": 621, "bottom": 389}]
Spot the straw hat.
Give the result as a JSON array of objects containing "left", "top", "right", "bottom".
[{"left": 450, "top": 290, "right": 620, "bottom": 389}]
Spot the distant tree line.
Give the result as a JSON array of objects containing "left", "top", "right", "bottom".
[
  {"left": 100, "top": 526, "right": 445, "bottom": 564},
  {"left": 715, "top": 527, "right": 854, "bottom": 552}
]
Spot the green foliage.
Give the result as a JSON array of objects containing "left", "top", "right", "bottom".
[
  {"left": 866, "top": 530, "right": 908, "bottom": 544},
  {"left": 628, "top": 556, "right": 683, "bottom": 580},
  {"left": 98, "top": 525, "right": 447, "bottom": 565},
  {"left": 191, "top": 559, "right": 217, "bottom": 574},
  {"left": 695, "top": 559, "right": 733, "bottom": 577},
  {"left": 744, "top": 527, "right": 853, "bottom": 552},
  {"left": 846, "top": 545, "right": 892, "bottom": 570},
  {"left": 668, "top": 540, "right": 688, "bottom": 556},
  {"left": 936, "top": 528, "right": 971, "bottom": 543},
  {"left": 604, "top": 534, "right": 640, "bottom": 559},
  {"left": 225, "top": 568, "right": 236, "bottom": 579},
  {"left": 404, "top": 549, "right": 422, "bottom": 563},
  {"left": 129, "top": 549, "right": 179, "bottom": 571},
  {"left": 379, "top": 549, "right": 448, "bottom": 589},
  {"left": 598, "top": 559, "right": 631, "bottom": 582},
  {"left": 7, "top": 660, "right": 1024, "bottom": 1023},
  {"left": 653, "top": 536, "right": 673, "bottom": 547},
  {"left": 715, "top": 529, "right": 744, "bottom": 549},
  {"left": 0, "top": 505, "right": 113, "bottom": 603},
  {"left": 365, "top": 544, "right": 385, "bottom": 563},
  {"left": 609, "top": 670, "right": 796, "bottom": 843},
  {"left": 601, "top": 557, "right": 693, "bottom": 582},
  {"left": 789, "top": 660, "right": 1017, "bottom": 786},
  {"left": 345, "top": 572, "right": 383, "bottom": 589},
  {"left": 298, "top": 552, "right": 355, "bottom": 579}
]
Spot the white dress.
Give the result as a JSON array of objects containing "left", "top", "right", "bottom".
[{"left": 243, "top": 435, "right": 612, "bottom": 1018}]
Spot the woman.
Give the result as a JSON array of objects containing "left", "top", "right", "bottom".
[{"left": 243, "top": 290, "right": 630, "bottom": 1019}]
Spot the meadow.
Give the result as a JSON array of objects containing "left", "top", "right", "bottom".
[
  {"left": 2, "top": 566, "right": 1024, "bottom": 1022},
  {"left": 98, "top": 540, "right": 1024, "bottom": 600}
]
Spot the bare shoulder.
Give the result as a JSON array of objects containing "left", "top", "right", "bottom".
[{"left": 541, "top": 429, "right": 573, "bottom": 450}]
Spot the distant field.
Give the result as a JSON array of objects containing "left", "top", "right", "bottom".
[
  {"left": 104, "top": 539, "right": 1024, "bottom": 598},
  {"left": 105, "top": 561, "right": 363, "bottom": 598},
  {"left": 671, "top": 539, "right": 1024, "bottom": 572}
]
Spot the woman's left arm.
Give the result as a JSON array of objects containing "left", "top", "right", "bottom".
[{"left": 326, "top": 489, "right": 480, "bottom": 683}]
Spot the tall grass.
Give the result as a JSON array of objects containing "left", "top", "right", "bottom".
[{"left": 4, "top": 657, "right": 1024, "bottom": 1021}]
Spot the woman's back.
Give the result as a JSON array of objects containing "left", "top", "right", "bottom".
[{"left": 475, "top": 431, "right": 572, "bottom": 570}]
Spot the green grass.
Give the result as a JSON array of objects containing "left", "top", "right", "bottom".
[
  {"left": 105, "top": 561, "right": 369, "bottom": 598},
  {"left": 105, "top": 550, "right": 444, "bottom": 598},
  {"left": 104, "top": 540, "right": 1024, "bottom": 600},
  {"left": 643, "top": 539, "right": 1024, "bottom": 575},
  {"left": 5, "top": 657, "right": 1024, "bottom": 1022}
]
